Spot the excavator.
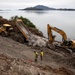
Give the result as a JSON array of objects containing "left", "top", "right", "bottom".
[
  {"left": 0, "top": 24, "right": 13, "bottom": 37},
  {"left": 0, "top": 20, "right": 29, "bottom": 43},
  {"left": 47, "top": 24, "right": 75, "bottom": 50}
]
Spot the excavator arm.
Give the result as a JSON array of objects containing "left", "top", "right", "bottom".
[
  {"left": 47, "top": 24, "right": 56, "bottom": 43},
  {"left": 47, "top": 24, "right": 67, "bottom": 43}
]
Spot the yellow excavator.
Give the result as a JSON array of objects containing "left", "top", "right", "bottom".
[
  {"left": 0, "top": 19, "right": 30, "bottom": 43},
  {"left": 0, "top": 24, "right": 13, "bottom": 37},
  {"left": 47, "top": 24, "right": 75, "bottom": 49}
]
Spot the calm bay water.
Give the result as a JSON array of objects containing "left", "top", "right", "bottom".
[{"left": 0, "top": 10, "right": 75, "bottom": 41}]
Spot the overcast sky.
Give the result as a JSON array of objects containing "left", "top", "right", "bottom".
[{"left": 0, "top": 0, "right": 75, "bottom": 9}]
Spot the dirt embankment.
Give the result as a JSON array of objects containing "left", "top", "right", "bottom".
[
  {"left": 0, "top": 36, "right": 75, "bottom": 75},
  {"left": 0, "top": 54, "right": 73, "bottom": 75},
  {"left": 0, "top": 17, "right": 75, "bottom": 75}
]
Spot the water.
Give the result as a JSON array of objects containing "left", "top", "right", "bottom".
[{"left": 0, "top": 10, "right": 75, "bottom": 41}]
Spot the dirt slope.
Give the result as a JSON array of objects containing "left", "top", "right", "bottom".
[{"left": 0, "top": 36, "right": 75, "bottom": 75}]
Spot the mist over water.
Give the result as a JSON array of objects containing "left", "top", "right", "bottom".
[{"left": 0, "top": 10, "right": 75, "bottom": 41}]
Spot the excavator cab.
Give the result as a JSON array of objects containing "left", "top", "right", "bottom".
[{"left": 0, "top": 24, "right": 13, "bottom": 37}]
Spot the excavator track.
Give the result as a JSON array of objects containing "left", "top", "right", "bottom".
[
  {"left": 47, "top": 44, "right": 72, "bottom": 55},
  {"left": 1, "top": 31, "right": 7, "bottom": 37},
  {"left": 55, "top": 45, "right": 73, "bottom": 54}
]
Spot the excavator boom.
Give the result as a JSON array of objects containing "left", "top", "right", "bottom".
[
  {"left": 47, "top": 24, "right": 55, "bottom": 43},
  {"left": 47, "top": 24, "right": 67, "bottom": 42}
]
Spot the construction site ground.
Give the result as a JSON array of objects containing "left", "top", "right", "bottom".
[{"left": 0, "top": 36, "right": 75, "bottom": 75}]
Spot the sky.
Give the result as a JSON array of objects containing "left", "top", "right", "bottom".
[{"left": 0, "top": 0, "right": 75, "bottom": 9}]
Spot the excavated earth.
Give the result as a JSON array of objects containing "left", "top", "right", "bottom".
[
  {"left": 0, "top": 17, "right": 75, "bottom": 75},
  {"left": 0, "top": 36, "right": 75, "bottom": 75}
]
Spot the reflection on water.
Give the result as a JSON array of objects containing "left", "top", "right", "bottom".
[
  {"left": 23, "top": 10, "right": 49, "bottom": 14},
  {"left": 0, "top": 10, "right": 75, "bottom": 41}
]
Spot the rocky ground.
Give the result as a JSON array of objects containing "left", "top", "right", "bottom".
[{"left": 0, "top": 36, "right": 75, "bottom": 75}]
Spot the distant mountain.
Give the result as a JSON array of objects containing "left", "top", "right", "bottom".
[
  {"left": 0, "top": 9, "right": 11, "bottom": 11},
  {"left": 19, "top": 5, "right": 75, "bottom": 11},
  {"left": 20, "top": 5, "right": 56, "bottom": 10},
  {"left": 57, "top": 8, "right": 75, "bottom": 11},
  {"left": 34, "top": 5, "right": 55, "bottom": 10}
]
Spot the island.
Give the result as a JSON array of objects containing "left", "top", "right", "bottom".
[{"left": 19, "top": 5, "right": 75, "bottom": 11}]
